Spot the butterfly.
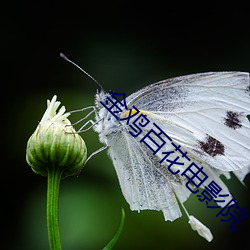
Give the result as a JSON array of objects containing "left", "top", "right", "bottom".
[
  {"left": 92, "top": 72, "right": 250, "bottom": 238},
  {"left": 61, "top": 54, "right": 250, "bottom": 241}
]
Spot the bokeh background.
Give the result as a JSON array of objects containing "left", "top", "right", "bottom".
[{"left": 2, "top": 1, "right": 250, "bottom": 250}]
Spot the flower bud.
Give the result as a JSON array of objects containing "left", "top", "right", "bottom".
[{"left": 26, "top": 95, "right": 87, "bottom": 178}]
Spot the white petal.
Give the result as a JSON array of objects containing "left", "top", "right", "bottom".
[
  {"left": 40, "top": 95, "right": 71, "bottom": 125},
  {"left": 188, "top": 215, "right": 213, "bottom": 242}
]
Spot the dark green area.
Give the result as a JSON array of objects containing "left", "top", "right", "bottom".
[{"left": 3, "top": 2, "right": 250, "bottom": 250}]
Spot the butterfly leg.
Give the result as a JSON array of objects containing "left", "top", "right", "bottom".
[
  {"left": 70, "top": 106, "right": 96, "bottom": 125},
  {"left": 77, "top": 117, "right": 105, "bottom": 133},
  {"left": 85, "top": 145, "right": 108, "bottom": 165},
  {"left": 68, "top": 106, "right": 100, "bottom": 132},
  {"left": 77, "top": 145, "right": 108, "bottom": 176}
]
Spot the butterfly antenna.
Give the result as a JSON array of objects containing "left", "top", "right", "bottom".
[{"left": 60, "top": 53, "right": 104, "bottom": 91}]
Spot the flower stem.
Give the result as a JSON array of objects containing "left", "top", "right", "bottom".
[{"left": 47, "top": 165, "right": 63, "bottom": 250}]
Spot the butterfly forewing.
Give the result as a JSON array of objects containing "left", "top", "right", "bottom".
[{"left": 126, "top": 72, "right": 250, "bottom": 173}]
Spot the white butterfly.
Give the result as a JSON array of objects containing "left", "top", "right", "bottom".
[
  {"left": 90, "top": 72, "right": 250, "bottom": 241},
  {"left": 59, "top": 53, "right": 249, "bottom": 241}
]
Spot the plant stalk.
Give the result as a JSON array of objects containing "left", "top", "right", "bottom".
[{"left": 47, "top": 165, "right": 63, "bottom": 250}]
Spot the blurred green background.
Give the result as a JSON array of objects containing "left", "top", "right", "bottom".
[{"left": 2, "top": 2, "right": 250, "bottom": 250}]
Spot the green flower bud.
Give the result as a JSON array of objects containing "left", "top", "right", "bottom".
[{"left": 26, "top": 95, "right": 87, "bottom": 178}]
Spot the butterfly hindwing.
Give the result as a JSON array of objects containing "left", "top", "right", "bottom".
[{"left": 106, "top": 128, "right": 183, "bottom": 221}]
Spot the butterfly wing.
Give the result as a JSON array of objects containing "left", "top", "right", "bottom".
[
  {"left": 126, "top": 72, "right": 250, "bottom": 174},
  {"left": 106, "top": 128, "right": 183, "bottom": 221}
]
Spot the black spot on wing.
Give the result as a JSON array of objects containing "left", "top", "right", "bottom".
[
  {"left": 199, "top": 135, "right": 225, "bottom": 157},
  {"left": 224, "top": 111, "right": 243, "bottom": 130}
]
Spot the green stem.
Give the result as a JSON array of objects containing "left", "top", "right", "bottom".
[{"left": 47, "top": 165, "right": 63, "bottom": 250}]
